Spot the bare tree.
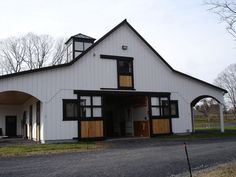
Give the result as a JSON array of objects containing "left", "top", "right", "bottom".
[
  {"left": 0, "top": 37, "right": 26, "bottom": 74},
  {"left": 214, "top": 63, "right": 236, "bottom": 118},
  {"left": 24, "top": 33, "right": 54, "bottom": 69},
  {"left": 206, "top": 0, "right": 236, "bottom": 39},
  {"left": 195, "top": 98, "right": 217, "bottom": 127},
  {"left": 51, "top": 39, "right": 67, "bottom": 66},
  {"left": 0, "top": 33, "right": 66, "bottom": 74}
]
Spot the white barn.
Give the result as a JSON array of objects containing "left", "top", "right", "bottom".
[{"left": 0, "top": 20, "right": 226, "bottom": 143}]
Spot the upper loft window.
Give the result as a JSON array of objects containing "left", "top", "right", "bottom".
[
  {"left": 100, "top": 55, "right": 134, "bottom": 90},
  {"left": 117, "top": 59, "right": 134, "bottom": 89},
  {"left": 74, "top": 41, "right": 92, "bottom": 58}
]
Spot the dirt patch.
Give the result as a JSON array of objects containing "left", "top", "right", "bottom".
[
  {"left": 174, "top": 161, "right": 236, "bottom": 177},
  {"left": 193, "top": 161, "right": 236, "bottom": 177}
]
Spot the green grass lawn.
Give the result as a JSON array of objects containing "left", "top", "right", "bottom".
[
  {"left": 0, "top": 142, "right": 97, "bottom": 157},
  {"left": 160, "top": 132, "right": 236, "bottom": 141},
  {"left": 160, "top": 126, "right": 236, "bottom": 141}
]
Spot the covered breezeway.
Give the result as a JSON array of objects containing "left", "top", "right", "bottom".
[{"left": 0, "top": 91, "right": 42, "bottom": 142}]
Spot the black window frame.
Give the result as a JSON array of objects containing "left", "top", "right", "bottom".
[
  {"left": 170, "top": 100, "right": 179, "bottom": 118},
  {"left": 150, "top": 96, "right": 170, "bottom": 118},
  {"left": 117, "top": 58, "right": 134, "bottom": 90},
  {"left": 79, "top": 96, "right": 102, "bottom": 120},
  {"left": 63, "top": 99, "right": 78, "bottom": 121}
]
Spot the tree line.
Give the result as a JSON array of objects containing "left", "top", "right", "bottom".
[{"left": 0, "top": 33, "right": 67, "bottom": 74}]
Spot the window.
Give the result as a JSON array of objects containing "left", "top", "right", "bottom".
[
  {"left": 67, "top": 43, "right": 73, "bottom": 61},
  {"left": 117, "top": 59, "right": 134, "bottom": 89},
  {"left": 79, "top": 96, "right": 102, "bottom": 119},
  {"left": 63, "top": 96, "right": 102, "bottom": 120},
  {"left": 63, "top": 99, "right": 78, "bottom": 121},
  {"left": 170, "top": 100, "right": 179, "bottom": 118},
  {"left": 150, "top": 96, "right": 171, "bottom": 118}
]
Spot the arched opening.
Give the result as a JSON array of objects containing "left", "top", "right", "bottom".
[
  {"left": 191, "top": 95, "right": 222, "bottom": 133},
  {"left": 0, "top": 91, "right": 41, "bottom": 142}
]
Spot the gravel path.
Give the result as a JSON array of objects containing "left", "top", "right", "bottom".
[{"left": 0, "top": 138, "right": 236, "bottom": 177}]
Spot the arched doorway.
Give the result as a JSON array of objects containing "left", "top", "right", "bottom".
[
  {"left": 191, "top": 95, "right": 224, "bottom": 133},
  {"left": 0, "top": 91, "right": 41, "bottom": 141}
]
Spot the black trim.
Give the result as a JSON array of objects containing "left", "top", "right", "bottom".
[
  {"left": 100, "top": 54, "right": 134, "bottom": 60},
  {"left": 74, "top": 90, "right": 170, "bottom": 97},
  {"left": 0, "top": 19, "right": 227, "bottom": 94},
  {"left": 65, "top": 35, "right": 96, "bottom": 45}
]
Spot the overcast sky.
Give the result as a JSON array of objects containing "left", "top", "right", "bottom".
[{"left": 0, "top": 0, "right": 235, "bottom": 84}]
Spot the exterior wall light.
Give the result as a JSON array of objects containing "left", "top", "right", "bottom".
[{"left": 122, "top": 45, "right": 128, "bottom": 50}]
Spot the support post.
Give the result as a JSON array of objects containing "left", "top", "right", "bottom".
[
  {"left": 192, "top": 107, "right": 195, "bottom": 133},
  {"left": 219, "top": 104, "right": 224, "bottom": 133}
]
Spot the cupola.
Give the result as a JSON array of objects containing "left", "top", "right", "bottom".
[{"left": 65, "top": 33, "right": 96, "bottom": 62}]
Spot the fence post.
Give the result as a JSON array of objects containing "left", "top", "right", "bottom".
[{"left": 184, "top": 142, "right": 192, "bottom": 177}]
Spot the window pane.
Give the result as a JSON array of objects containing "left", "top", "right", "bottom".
[
  {"left": 66, "top": 103, "right": 77, "bottom": 117},
  {"left": 67, "top": 53, "right": 72, "bottom": 61},
  {"left": 161, "top": 97, "right": 168, "bottom": 103},
  {"left": 118, "top": 60, "right": 132, "bottom": 74},
  {"left": 81, "top": 107, "right": 91, "bottom": 118},
  {"left": 75, "top": 51, "right": 81, "bottom": 58},
  {"left": 85, "top": 108, "right": 91, "bottom": 117},
  {"left": 80, "top": 96, "right": 91, "bottom": 106},
  {"left": 161, "top": 100, "right": 169, "bottom": 107},
  {"left": 67, "top": 43, "right": 73, "bottom": 53},
  {"left": 93, "top": 108, "right": 102, "bottom": 117},
  {"left": 74, "top": 42, "right": 83, "bottom": 51},
  {"left": 84, "top": 42, "right": 92, "bottom": 50},
  {"left": 171, "top": 103, "right": 177, "bottom": 116},
  {"left": 151, "top": 107, "right": 160, "bottom": 116},
  {"left": 162, "top": 107, "right": 170, "bottom": 116},
  {"left": 151, "top": 97, "right": 159, "bottom": 106},
  {"left": 93, "top": 96, "right": 101, "bottom": 106}
]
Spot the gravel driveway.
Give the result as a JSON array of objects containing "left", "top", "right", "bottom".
[{"left": 0, "top": 137, "right": 236, "bottom": 177}]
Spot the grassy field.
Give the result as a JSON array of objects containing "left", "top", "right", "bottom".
[
  {"left": 0, "top": 142, "right": 97, "bottom": 157},
  {"left": 194, "top": 113, "right": 236, "bottom": 130},
  {"left": 162, "top": 113, "right": 236, "bottom": 140}
]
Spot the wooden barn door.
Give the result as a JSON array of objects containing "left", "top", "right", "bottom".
[
  {"left": 134, "top": 121, "right": 149, "bottom": 137},
  {"left": 152, "top": 119, "right": 171, "bottom": 134},
  {"left": 149, "top": 96, "right": 172, "bottom": 135},
  {"left": 79, "top": 95, "right": 104, "bottom": 139}
]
